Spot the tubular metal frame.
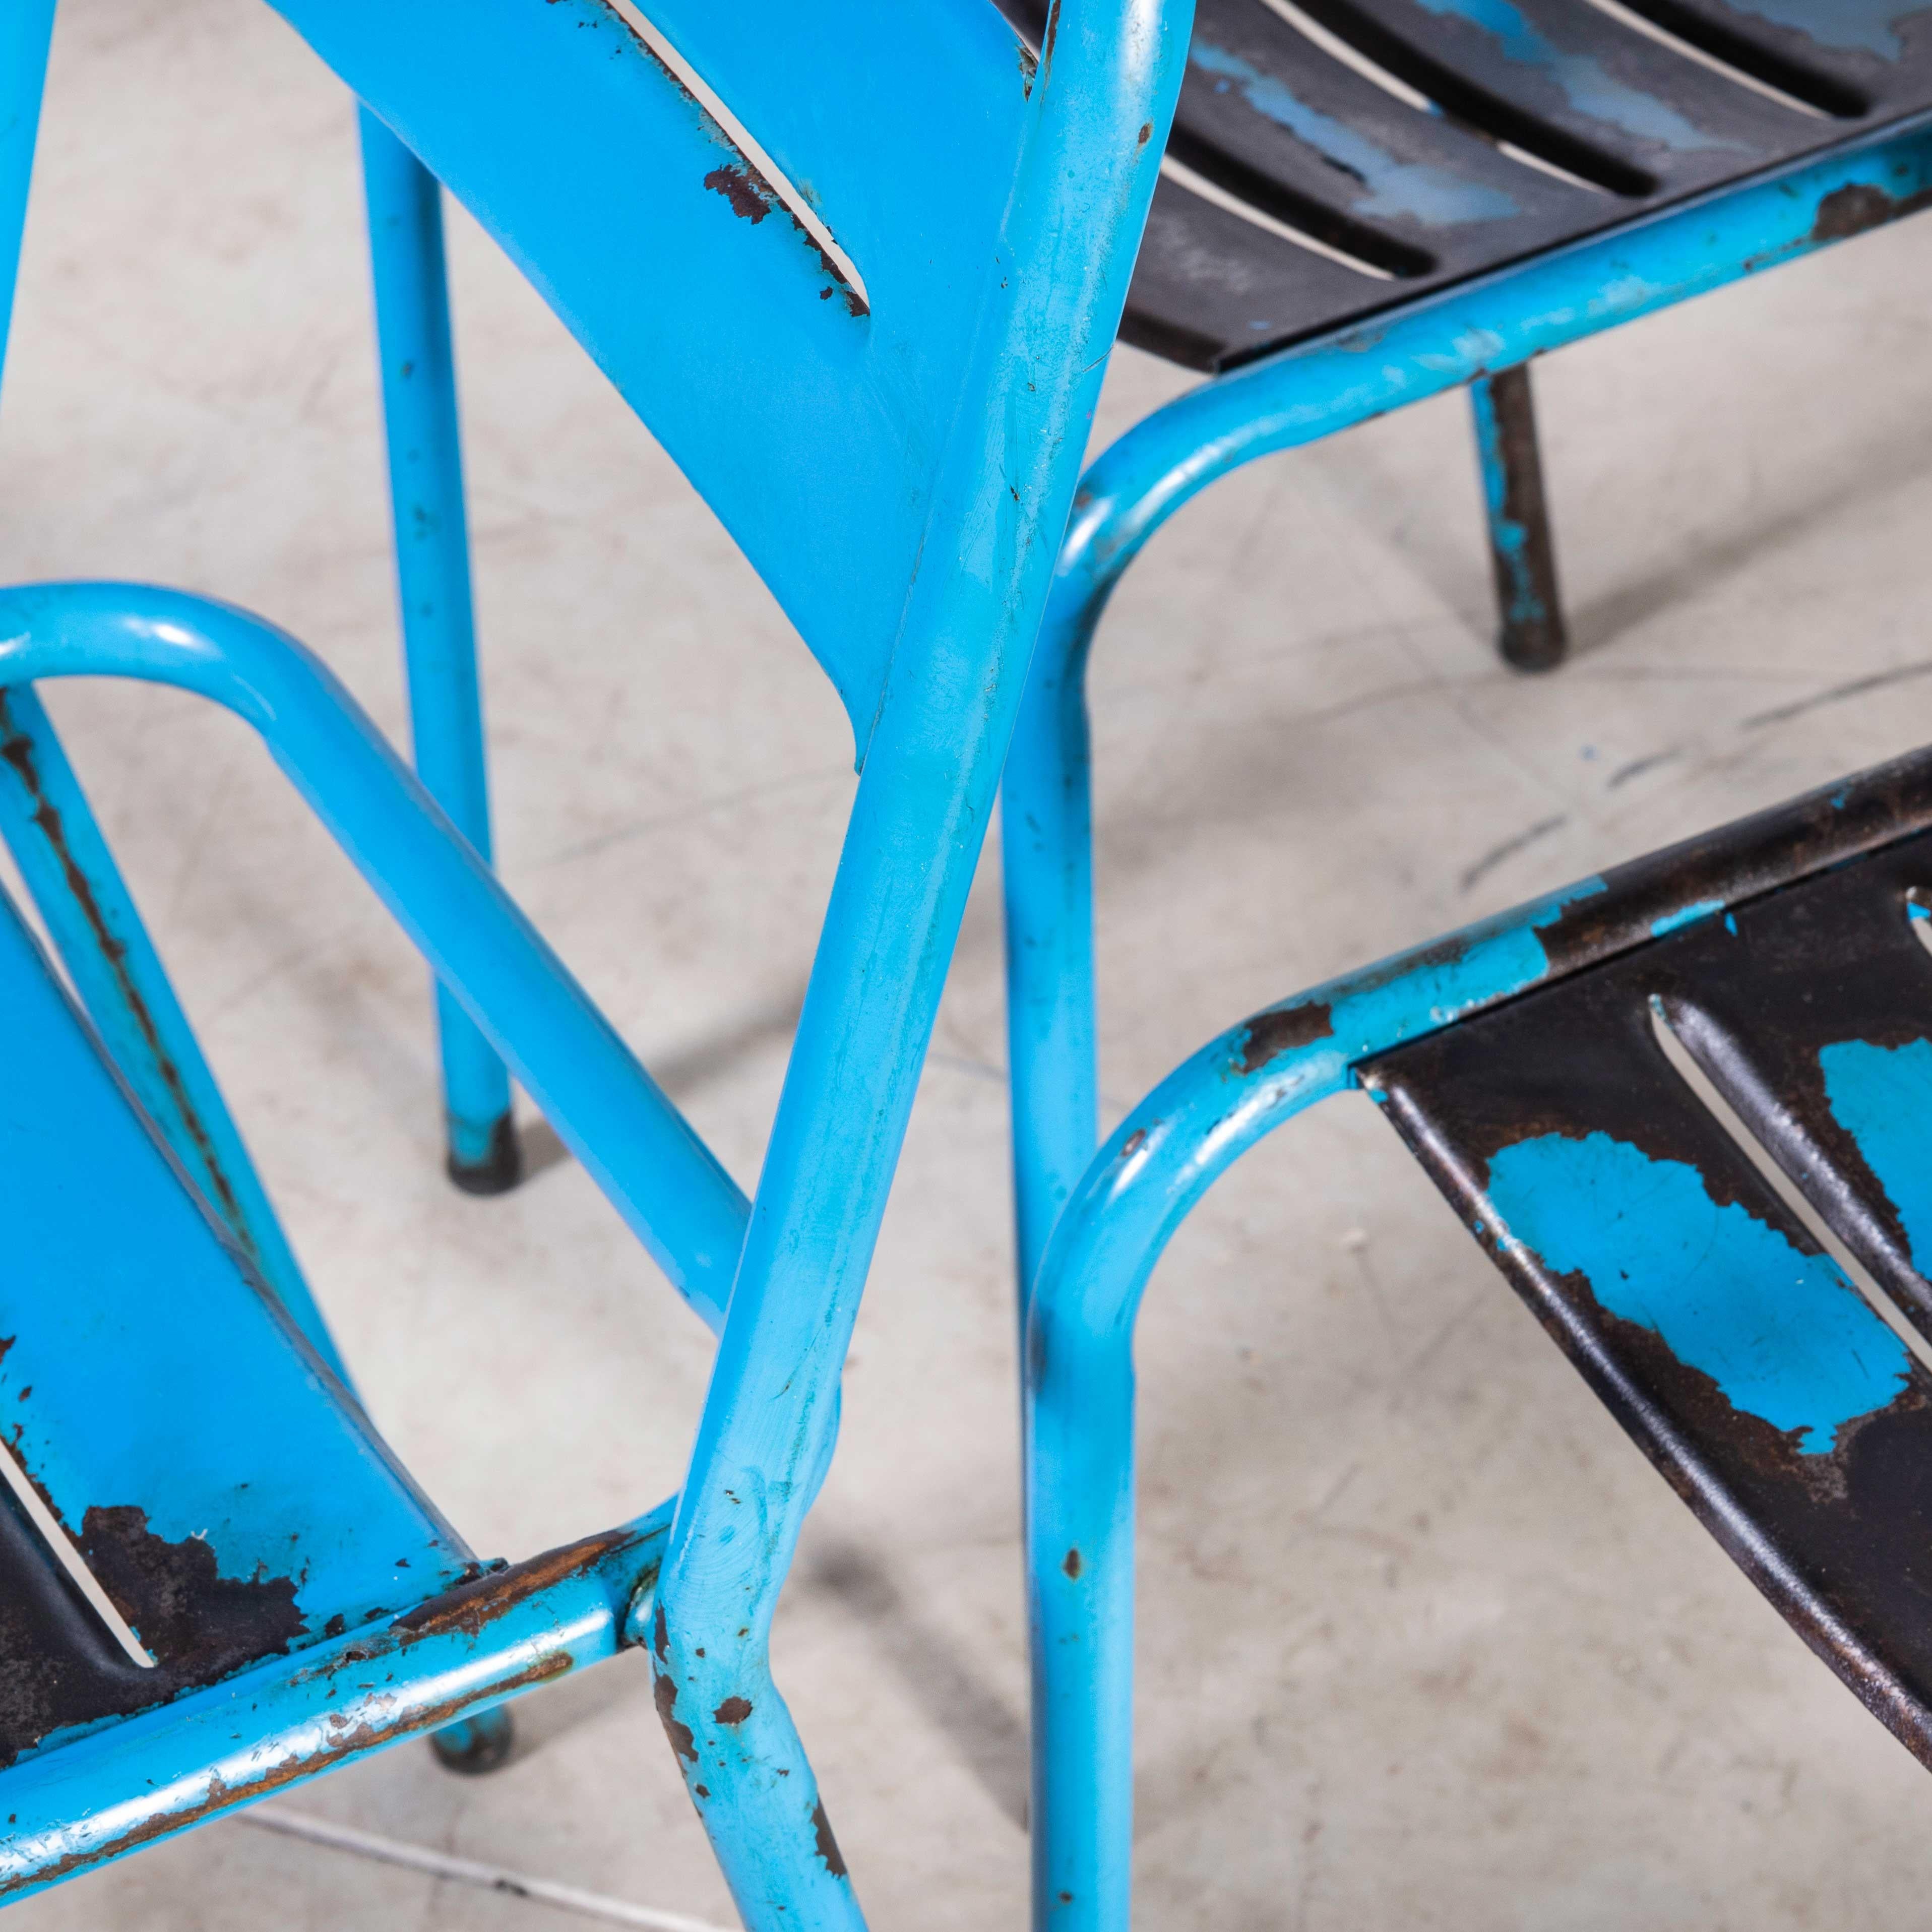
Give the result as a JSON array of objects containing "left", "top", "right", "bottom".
[
  {"left": 1001, "top": 110, "right": 1932, "bottom": 1306},
  {"left": 0, "top": 0, "right": 1186, "bottom": 1923},
  {"left": 0, "top": 1, "right": 515, "bottom": 1190},
  {"left": 1020, "top": 751, "right": 1932, "bottom": 1928},
  {"left": 1001, "top": 110, "right": 1932, "bottom": 1932}
]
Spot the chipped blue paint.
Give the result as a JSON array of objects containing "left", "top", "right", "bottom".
[
  {"left": 1651, "top": 896, "right": 1724, "bottom": 938},
  {"left": 1253, "top": 873, "right": 1611, "bottom": 1082},
  {"left": 1724, "top": 0, "right": 1904, "bottom": 59},
  {"left": 1192, "top": 43, "right": 1518, "bottom": 224},
  {"left": 1469, "top": 372, "right": 1548, "bottom": 637},
  {"left": 1820, "top": 1037, "right": 1932, "bottom": 1273},
  {"left": 1412, "top": 0, "right": 1727, "bottom": 149},
  {"left": 1485, "top": 1131, "right": 1909, "bottom": 1451}
]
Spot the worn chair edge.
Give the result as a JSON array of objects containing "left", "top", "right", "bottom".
[{"left": 0, "top": 1502, "right": 672, "bottom": 1904}]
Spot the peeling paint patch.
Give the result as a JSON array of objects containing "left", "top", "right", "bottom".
[{"left": 1485, "top": 1131, "right": 1910, "bottom": 1451}]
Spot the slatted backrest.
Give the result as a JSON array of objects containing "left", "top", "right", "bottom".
[
  {"left": 266, "top": 0, "right": 1039, "bottom": 750},
  {"left": 0, "top": 881, "right": 472, "bottom": 1761}
]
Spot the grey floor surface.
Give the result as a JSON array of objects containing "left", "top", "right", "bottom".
[{"left": 10, "top": 0, "right": 1932, "bottom": 1926}]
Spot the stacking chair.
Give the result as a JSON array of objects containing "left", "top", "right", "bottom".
[
  {"left": 1021, "top": 750, "right": 1932, "bottom": 1926},
  {"left": 0, "top": 0, "right": 1182, "bottom": 1921},
  {"left": 1002, "top": 92, "right": 1932, "bottom": 1307},
  {"left": 1006, "top": 0, "right": 1932, "bottom": 670}
]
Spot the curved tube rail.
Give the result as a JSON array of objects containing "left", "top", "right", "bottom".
[
  {"left": 1002, "top": 108, "right": 1932, "bottom": 1297},
  {"left": 1021, "top": 746, "right": 1932, "bottom": 1928},
  {"left": 0, "top": 583, "right": 747, "bottom": 1333}
]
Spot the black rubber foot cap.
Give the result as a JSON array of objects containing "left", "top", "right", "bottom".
[
  {"left": 429, "top": 1706, "right": 515, "bottom": 1775},
  {"left": 1499, "top": 615, "right": 1569, "bottom": 673},
  {"left": 447, "top": 1115, "right": 523, "bottom": 1196}
]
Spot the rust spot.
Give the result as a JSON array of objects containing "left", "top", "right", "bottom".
[
  {"left": 654, "top": 1673, "right": 699, "bottom": 1764},
  {"left": 396, "top": 1528, "right": 631, "bottom": 1639},
  {"left": 80, "top": 1505, "right": 304, "bottom": 1679},
  {"left": 1237, "top": 1000, "right": 1335, "bottom": 1074},
  {"left": 713, "top": 1695, "right": 753, "bottom": 1725},
  {"left": 1138, "top": 121, "right": 1153, "bottom": 145},
  {"left": 1118, "top": 1129, "right": 1145, "bottom": 1159},
  {"left": 811, "top": 1798, "right": 848, "bottom": 1879},
  {"left": 699, "top": 165, "right": 867, "bottom": 319},
  {"left": 0, "top": 1650, "right": 571, "bottom": 1896},
  {"left": 1062, "top": 1548, "right": 1082, "bottom": 1580},
  {"left": 654, "top": 1599, "right": 669, "bottom": 1662},
  {"left": 0, "top": 703, "right": 260, "bottom": 1262},
  {"left": 694, "top": 1783, "right": 710, "bottom": 1798},
  {"left": 704, "top": 162, "right": 776, "bottom": 225},
  {"left": 1811, "top": 180, "right": 1932, "bottom": 246},
  {"left": 1018, "top": 42, "right": 1038, "bottom": 93},
  {"left": 1529, "top": 751, "right": 1932, "bottom": 985},
  {"left": 1042, "top": 0, "right": 1062, "bottom": 64}
]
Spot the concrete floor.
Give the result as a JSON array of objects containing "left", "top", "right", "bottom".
[{"left": 10, "top": 1, "right": 1932, "bottom": 1925}]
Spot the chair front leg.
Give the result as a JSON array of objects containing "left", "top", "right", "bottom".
[
  {"left": 1024, "top": 1031, "right": 1350, "bottom": 1932},
  {"left": 1003, "top": 575, "right": 1104, "bottom": 1316},
  {"left": 650, "top": 718, "right": 1010, "bottom": 1926}
]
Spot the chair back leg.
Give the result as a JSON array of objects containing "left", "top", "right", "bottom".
[
  {"left": 360, "top": 106, "right": 520, "bottom": 1192},
  {"left": 1470, "top": 365, "right": 1568, "bottom": 672}
]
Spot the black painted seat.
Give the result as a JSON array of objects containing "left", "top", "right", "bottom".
[
  {"left": 1021, "top": 0, "right": 1932, "bottom": 372},
  {"left": 1367, "top": 764, "right": 1932, "bottom": 1753}
]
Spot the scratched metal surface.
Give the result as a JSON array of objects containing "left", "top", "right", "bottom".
[
  {"left": 1365, "top": 821, "right": 1932, "bottom": 1767},
  {"left": 1015, "top": 0, "right": 1932, "bottom": 368}
]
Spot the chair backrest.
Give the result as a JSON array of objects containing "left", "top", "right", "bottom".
[{"left": 266, "top": 0, "right": 1045, "bottom": 752}]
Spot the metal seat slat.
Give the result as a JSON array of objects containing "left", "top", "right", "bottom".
[
  {"left": 1103, "top": 0, "right": 1932, "bottom": 367},
  {"left": 1177, "top": 0, "right": 1592, "bottom": 265},
  {"left": 1297, "top": 0, "right": 1817, "bottom": 176},
  {"left": 1624, "top": 0, "right": 1925, "bottom": 113}
]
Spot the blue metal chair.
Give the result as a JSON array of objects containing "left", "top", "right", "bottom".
[
  {"left": 1000, "top": 108, "right": 1932, "bottom": 1313},
  {"left": 1003, "top": 0, "right": 1932, "bottom": 670},
  {"left": 0, "top": 0, "right": 1182, "bottom": 1920},
  {"left": 1021, "top": 750, "right": 1932, "bottom": 1926}
]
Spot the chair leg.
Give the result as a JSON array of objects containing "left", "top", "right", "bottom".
[
  {"left": 1469, "top": 365, "right": 1568, "bottom": 672},
  {"left": 359, "top": 107, "right": 521, "bottom": 1195},
  {"left": 428, "top": 1705, "right": 516, "bottom": 1774},
  {"left": 1001, "top": 588, "right": 1102, "bottom": 1318}
]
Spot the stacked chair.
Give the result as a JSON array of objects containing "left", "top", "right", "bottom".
[{"left": 0, "top": 0, "right": 1180, "bottom": 1921}]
